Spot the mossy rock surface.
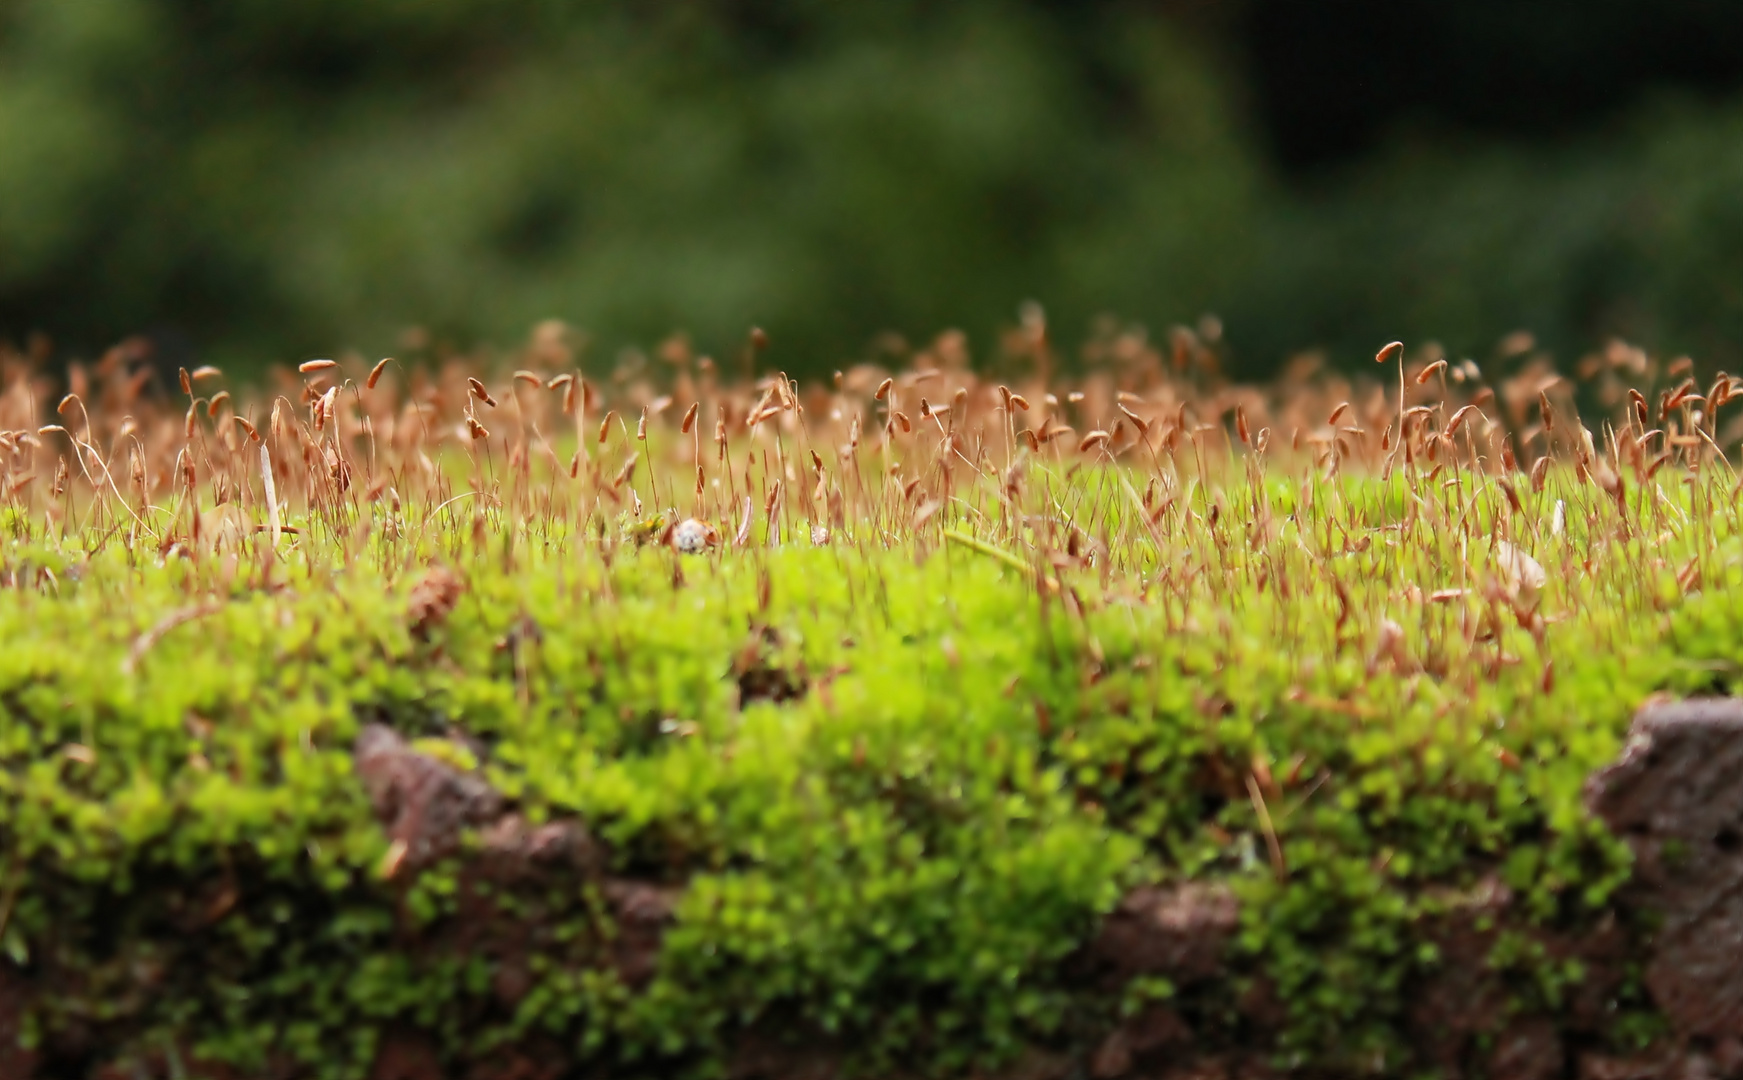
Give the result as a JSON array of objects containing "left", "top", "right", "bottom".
[{"left": 3, "top": 472, "right": 1743, "bottom": 1078}]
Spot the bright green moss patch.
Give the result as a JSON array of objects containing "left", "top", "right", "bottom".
[{"left": 1, "top": 456, "right": 1736, "bottom": 1076}]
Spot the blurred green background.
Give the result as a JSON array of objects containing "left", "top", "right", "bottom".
[{"left": 5, "top": 0, "right": 1743, "bottom": 375}]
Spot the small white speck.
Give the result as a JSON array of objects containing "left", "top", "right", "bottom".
[{"left": 672, "top": 518, "right": 713, "bottom": 554}]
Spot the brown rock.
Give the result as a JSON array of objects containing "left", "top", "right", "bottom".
[
  {"left": 1235, "top": 976, "right": 1287, "bottom": 1031},
  {"left": 475, "top": 814, "right": 600, "bottom": 883},
  {"left": 0, "top": 966, "right": 38, "bottom": 1080},
  {"left": 1092, "top": 1006, "right": 1191, "bottom": 1078},
  {"left": 1122, "top": 1005, "right": 1192, "bottom": 1058},
  {"left": 1552, "top": 912, "right": 1631, "bottom": 1033},
  {"left": 989, "top": 1046, "right": 1074, "bottom": 1080},
  {"left": 1408, "top": 876, "right": 1513, "bottom": 1073},
  {"left": 603, "top": 880, "right": 682, "bottom": 988},
  {"left": 1587, "top": 698, "right": 1743, "bottom": 1039},
  {"left": 1578, "top": 1047, "right": 1688, "bottom": 1080},
  {"left": 1686, "top": 1055, "right": 1721, "bottom": 1080},
  {"left": 371, "top": 1027, "right": 446, "bottom": 1080},
  {"left": 489, "top": 955, "right": 534, "bottom": 1008},
  {"left": 458, "top": 818, "right": 603, "bottom": 1011},
  {"left": 1228, "top": 1056, "right": 1279, "bottom": 1080},
  {"left": 1090, "top": 1029, "right": 1134, "bottom": 1078},
  {"left": 1149, "top": 1058, "right": 1234, "bottom": 1080},
  {"left": 1088, "top": 883, "right": 1239, "bottom": 984},
  {"left": 355, "top": 724, "right": 504, "bottom": 870},
  {"left": 90, "top": 1046, "right": 246, "bottom": 1080},
  {"left": 726, "top": 1014, "right": 845, "bottom": 1080},
  {"left": 1715, "top": 1037, "right": 1743, "bottom": 1077},
  {"left": 462, "top": 1038, "right": 569, "bottom": 1080},
  {"left": 1489, "top": 1018, "right": 1563, "bottom": 1080}
]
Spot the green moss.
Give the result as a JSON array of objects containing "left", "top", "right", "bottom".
[{"left": 0, "top": 463, "right": 1734, "bottom": 1075}]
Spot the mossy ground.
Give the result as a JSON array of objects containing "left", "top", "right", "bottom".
[{"left": 2, "top": 334, "right": 1742, "bottom": 1076}]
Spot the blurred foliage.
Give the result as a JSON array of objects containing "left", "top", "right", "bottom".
[
  {"left": 1244, "top": 0, "right": 1743, "bottom": 169},
  {"left": 4, "top": 0, "right": 1743, "bottom": 374},
  {"left": 1231, "top": 102, "right": 1743, "bottom": 372}
]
